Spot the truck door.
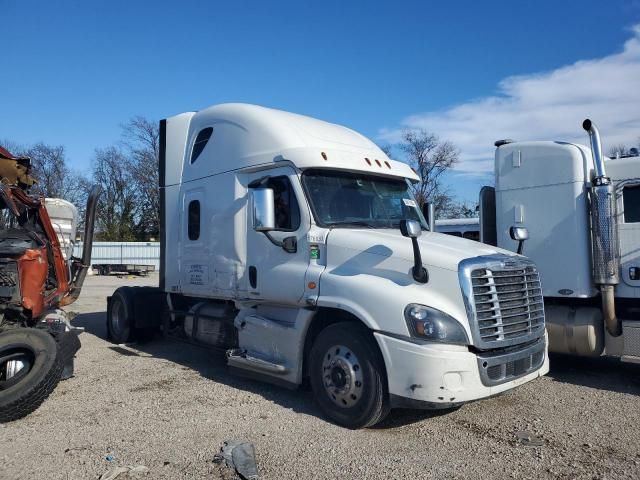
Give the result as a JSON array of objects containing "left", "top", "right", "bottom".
[
  {"left": 246, "top": 167, "right": 311, "bottom": 305},
  {"left": 180, "top": 187, "right": 210, "bottom": 295}
]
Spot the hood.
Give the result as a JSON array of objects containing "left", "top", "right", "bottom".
[{"left": 326, "top": 228, "right": 509, "bottom": 272}]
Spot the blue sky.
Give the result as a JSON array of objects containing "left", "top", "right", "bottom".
[{"left": 2, "top": 1, "right": 640, "bottom": 203}]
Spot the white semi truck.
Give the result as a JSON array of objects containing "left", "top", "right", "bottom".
[
  {"left": 106, "top": 103, "right": 548, "bottom": 428},
  {"left": 478, "top": 120, "right": 640, "bottom": 363}
]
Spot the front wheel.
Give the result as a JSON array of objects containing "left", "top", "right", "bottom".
[{"left": 309, "top": 322, "right": 390, "bottom": 429}]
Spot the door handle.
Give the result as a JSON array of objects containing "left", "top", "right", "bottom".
[
  {"left": 281, "top": 236, "right": 297, "bottom": 253},
  {"left": 263, "top": 232, "right": 297, "bottom": 253}
]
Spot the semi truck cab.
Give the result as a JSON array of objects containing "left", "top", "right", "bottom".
[
  {"left": 479, "top": 120, "right": 640, "bottom": 363},
  {"left": 107, "top": 103, "right": 548, "bottom": 428}
]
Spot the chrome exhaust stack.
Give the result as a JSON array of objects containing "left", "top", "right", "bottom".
[
  {"left": 61, "top": 185, "right": 102, "bottom": 305},
  {"left": 583, "top": 119, "right": 621, "bottom": 336}
]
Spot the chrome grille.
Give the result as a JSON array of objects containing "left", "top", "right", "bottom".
[
  {"left": 459, "top": 255, "right": 546, "bottom": 350},
  {"left": 471, "top": 265, "right": 544, "bottom": 344}
]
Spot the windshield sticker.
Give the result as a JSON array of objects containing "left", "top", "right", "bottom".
[{"left": 402, "top": 198, "right": 417, "bottom": 208}]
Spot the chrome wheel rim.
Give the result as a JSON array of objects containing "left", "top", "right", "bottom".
[
  {"left": 0, "top": 347, "right": 34, "bottom": 389},
  {"left": 321, "top": 344, "right": 363, "bottom": 408},
  {"left": 6, "top": 359, "right": 27, "bottom": 379}
]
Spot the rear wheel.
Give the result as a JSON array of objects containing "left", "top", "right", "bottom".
[
  {"left": 107, "top": 287, "right": 134, "bottom": 344},
  {"left": 0, "top": 328, "right": 63, "bottom": 422},
  {"left": 309, "top": 322, "right": 390, "bottom": 429}
]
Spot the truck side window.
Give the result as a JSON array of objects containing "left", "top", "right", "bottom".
[
  {"left": 191, "top": 127, "right": 214, "bottom": 164},
  {"left": 188, "top": 200, "right": 200, "bottom": 240},
  {"left": 267, "top": 177, "right": 300, "bottom": 231},
  {"left": 623, "top": 185, "right": 640, "bottom": 223}
]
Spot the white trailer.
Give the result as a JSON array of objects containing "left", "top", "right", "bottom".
[
  {"left": 436, "top": 218, "right": 480, "bottom": 240},
  {"left": 106, "top": 103, "right": 548, "bottom": 428},
  {"left": 479, "top": 120, "right": 640, "bottom": 363}
]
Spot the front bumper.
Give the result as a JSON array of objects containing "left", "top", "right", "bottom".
[{"left": 374, "top": 331, "right": 549, "bottom": 408}]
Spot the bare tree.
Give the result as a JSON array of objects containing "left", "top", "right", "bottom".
[
  {"left": 0, "top": 141, "right": 91, "bottom": 209},
  {"left": 122, "top": 116, "right": 160, "bottom": 238},
  {"left": 441, "top": 200, "right": 478, "bottom": 219},
  {"left": 398, "top": 129, "right": 458, "bottom": 211},
  {"left": 0, "top": 141, "right": 70, "bottom": 197},
  {"left": 608, "top": 144, "right": 628, "bottom": 158},
  {"left": 23, "top": 143, "right": 71, "bottom": 198},
  {"left": 65, "top": 173, "right": 93, "bottom": 230},
  {"left": 92, "top": 147, "right": 139, "bottom": 241},
  {"left": 0, "top": 139, "right": 24, "bottom": 156}
]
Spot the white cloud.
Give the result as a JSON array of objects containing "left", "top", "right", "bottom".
[{"left": 380, "top": 24, "right": 640, "bottom": 176}]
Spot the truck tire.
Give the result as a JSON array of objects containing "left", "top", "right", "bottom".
[
  {"left": 0, "top": 328, "right": 63, "bottom": 423},
  {"left": 309, "top": 322, "right": 390, "bottom": 429},
  {"left": 107, "top": 287, "right": 135, "bottom": 344}
]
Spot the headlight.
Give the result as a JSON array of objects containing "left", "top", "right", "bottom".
[{"left": 404, "top": 304, "right": 469, "bottom": 345}]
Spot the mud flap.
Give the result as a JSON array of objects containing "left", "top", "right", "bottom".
[{"left": 57, "top": 331, "right": 81, "bottom": 380}]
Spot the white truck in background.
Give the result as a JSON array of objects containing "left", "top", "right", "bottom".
[
  {"left": 436, "top": 218, "right": 480, "bottom": 241},
  {"left": 478, "top": 120, "right": 640, "bottom": 363},
  {"left": 106, "top": 103, "right": 548, "bottom": 428}
]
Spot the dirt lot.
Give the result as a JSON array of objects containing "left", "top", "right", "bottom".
[{"left": 1, "top": 274, "right": 639, "bottom": 480}]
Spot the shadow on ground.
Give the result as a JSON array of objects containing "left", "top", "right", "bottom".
[
  {"left": 72, "top": 311, "right": 441, "bottom": 428},
  {"left": 547, "top": 353, "right": 640, "bottom": 396},
  {"left": 72, "top": 312, "right": 106, "bottom": 338},
  {"left": 71, "top": 311, "right": 640, "bottom": 430}
]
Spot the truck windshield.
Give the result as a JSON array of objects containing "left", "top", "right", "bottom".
[{"left": 301, "top": 169, "right": 428, "bottom": 229}]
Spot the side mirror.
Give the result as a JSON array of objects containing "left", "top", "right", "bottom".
[
  {"left": 400, "top": 219, "right": 422, "bottom": 238},
  {"left": 510, "top": 226, "right": 529, "bottom": 241},
  {"left": 251, "top": 188, "right": 275, "bottom": 231},
  {"left": 399, "top": 219, "right": 428, "bottom": 283},
  {"left": 510, "top": 226, "right": 529, "bottom": 254}
]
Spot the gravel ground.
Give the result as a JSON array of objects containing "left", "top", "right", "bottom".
[{"left": 1, "top": 274, "right": 639, "bottom": 480}]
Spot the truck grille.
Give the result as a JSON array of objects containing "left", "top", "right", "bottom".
[
  {"left": 487, "top": 350, "right": 544, "bottom": 380},
  {"left": 459, "top": 255, "right": 546, "bottom": 350},
  {"left": 477, "top": 338, "right": 546, "bottom": 386},
  {"left": 471, "top": 265, "right": 544, "bottom": 344}
]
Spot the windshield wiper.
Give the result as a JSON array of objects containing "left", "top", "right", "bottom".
[{"left": 327, "top": 221, "right": 378, "bottom": 229}]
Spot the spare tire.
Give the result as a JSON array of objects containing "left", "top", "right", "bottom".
[{"left": 0, "top": 328, "right": 63, "bottom": 423}]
